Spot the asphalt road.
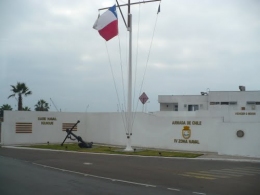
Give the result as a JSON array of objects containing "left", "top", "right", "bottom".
[{"left": 0, "top": 147, "right": 259, "bottom": 195}]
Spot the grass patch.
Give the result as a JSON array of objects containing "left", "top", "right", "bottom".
[{"left": 23, "top": 143, "right": 203, "bottom": 158}]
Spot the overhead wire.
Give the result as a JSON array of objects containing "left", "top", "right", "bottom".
[
  {"left": 117, "top": 31, "right": 128, "bottom": 133},
  {"left": 132, "top": 2, "right": 141, "bottom": 116},
  {"left": 105, "top": 42, "right": 128, "bottom": 134},
  {"left": 132, "top": 2, "right": 160, "bottom": 129}
]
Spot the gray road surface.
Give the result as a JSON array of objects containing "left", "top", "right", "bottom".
[{"left": 0, "top": 147, "right": 259, "bottom": 195}]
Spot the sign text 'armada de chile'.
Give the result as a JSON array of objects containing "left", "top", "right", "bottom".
[{"left": 172, "top": 120, "right": 201, "bottom": 125}]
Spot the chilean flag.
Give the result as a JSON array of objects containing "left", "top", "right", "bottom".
[{"left": 93, "top": 5, "right": 118, "bottom": 41}]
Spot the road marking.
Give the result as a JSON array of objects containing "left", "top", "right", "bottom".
[
  {"left": 221, "top": 169, "right": 254, "bottom": 175},
  {"left": 33, "top": 163, "right": 85, "bottom": 175},
  {"left": 209, "top": 170, "right": 242, "bottom": 176},
  {"left": 233, "top": 169, "right": 259, "bottom": 174},
  {"left": 83, "top": 162, "right": 92, "bottom": 165},
  {"left": 197, "top": 171, "right": 229, "bottom": 178},
  {"left": 180, "top": 168, "right": 255, "bottom": 179},
  {"left": 233, "top": 168, "right": 260, "bottom": 174},
  {"left": 242, "top": 167, "right": 260, "bottom": 171},
  {"left": 180, "top": 171, "right": 228, "bottom": 180},
  {"left": 208, "top": 170, "right": 241, "bottom": 177},
  {"left": 179, "top": 174, "right": 215, "bottom": 180},
  {"left": 179, "top": 165, "right": 260, "bottom": 180},
  {"left": 32, "top": 162, "right": 156, "bottom": 188},
  {"left": 167, "top": 188, "right": 180, "bottom": 191},
  {"left": 187, "top": 172, "right": 226, "bottom": 178},
  {"left": 206, "top": 167, "right": 260, "bottom": 178},
  {"left": 193, "top": 192, "right": 206, "bottom": 195},
  {"left": 110, "top": 178, "right": 156, "bottom": 187}
]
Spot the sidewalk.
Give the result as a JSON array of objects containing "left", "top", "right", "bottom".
[
  {"left": 197, "top": 152, "right": 260, "bottom": 163},
  {"left": 2, "top": 145, "right": 260, "bottom": 163}
]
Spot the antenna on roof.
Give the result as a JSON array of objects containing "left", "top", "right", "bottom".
[
  {"left": 239, "top": 86, "right": 246, "bottom": 91},
  {"left": 50, "top": 98, "right": 60, "bottom": 112},
  {"left": 201, "top": 92, "right": 208, "bottom": 96}
]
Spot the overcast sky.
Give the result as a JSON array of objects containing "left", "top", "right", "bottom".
[{"left": 1, "top": 0, "right": 260, "bottom": 113}]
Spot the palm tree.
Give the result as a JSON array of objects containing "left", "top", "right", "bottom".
[
  {"left": 0, "top": 104, "right": 13, "bottom": 117},
  {"left": 8, "top": 82, "right": 32, "bottom": 111},
  {"left": 35, "top": 99, "right": 49, "bottom": 111}
]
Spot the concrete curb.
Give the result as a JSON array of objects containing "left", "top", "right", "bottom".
[
  {"left": 193, "top": 157, "right": 260, "bottom": 163},
  {"left": 2, "top": 146, "right": 260, "bottom": 163}
]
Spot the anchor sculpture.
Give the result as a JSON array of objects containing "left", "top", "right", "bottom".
[{"left": 61, "top": 120, "right": 93, "bottom": 148}]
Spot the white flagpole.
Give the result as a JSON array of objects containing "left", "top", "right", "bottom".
[
  {"left": 125, "top": 1, "right": 133, "bottom": 151},
  {"left": 98, "top": 0, "right": 161, "bottom": 151}
]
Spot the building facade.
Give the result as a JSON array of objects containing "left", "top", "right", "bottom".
[{"left": 1, "top": 89, "right": 260, "bottom": 157}]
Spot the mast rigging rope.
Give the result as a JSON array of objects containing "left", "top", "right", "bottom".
[
  {"left": 132, "top": 5, "right": 160, "bottom": 129},
  {"left": 105, "top": 42, "right": 128, "bottom": 134}
]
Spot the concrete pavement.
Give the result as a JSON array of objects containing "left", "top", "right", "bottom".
[{"left": 1, "top": 146, "right": 260, "bottom": 195}]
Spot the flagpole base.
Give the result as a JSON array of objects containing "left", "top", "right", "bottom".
[{"left": 124, "top": 135, "right": 134, "bottom": 152}]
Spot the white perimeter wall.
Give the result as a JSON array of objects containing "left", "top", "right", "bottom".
[
  {"left": 1, "top": 111, "right": 86, "bottom": 145},
  {"left": 218, "top": 122, "right": 260, "bottom": 157},
  {"left": 1, "top": 110, "right": 260, "bottom": 157}
]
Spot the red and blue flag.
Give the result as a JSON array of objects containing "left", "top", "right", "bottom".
[{"left": 93, "top": 5, "right": 118, "bottom": 41}]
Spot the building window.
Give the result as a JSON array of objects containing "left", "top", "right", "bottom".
[
  {"left": 247, "top": 101, "right": 260, "bottom": 105},
  {"left": 174, "top": 105, "right": 178, "bottom": 111},
  {"left": 210, "top": 102, "right": 237, "bottom": 105},
  {"left": 221, "top": 102, "right": 229, "bottom": 105},
  {"left": 210, "top": 102, "right": 220, "bottom": 105},
  {"left": 188, "top": 105, "right": 199, "bottom": 111}
]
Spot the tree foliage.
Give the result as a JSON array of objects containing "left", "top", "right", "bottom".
[
  {"left": 0, "top": 104, "right": 13, "bottom": 117},
  {"left": 22, "top": 106, "right": 31, "bottom": 111},
  {"left": 8, "top": 82, "right": 32, "bottom": 111},
  {"left": 35, "top": 99, "right": 49, "bottom": 111}
]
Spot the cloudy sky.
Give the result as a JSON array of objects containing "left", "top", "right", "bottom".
[{"left": 1, "top": 0, "right": 260, "bottom": 113}]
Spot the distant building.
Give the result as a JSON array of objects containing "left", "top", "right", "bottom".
[{"left": 158, "top": 89, "right": 260, "bottom": 112}]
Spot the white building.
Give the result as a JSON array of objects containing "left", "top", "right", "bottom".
[
  {"left": 1, "top": 87, "right": 260, "bottom": 157},
  {"left": 159, "top": 89, "right": 260, "bottom": 113}
]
